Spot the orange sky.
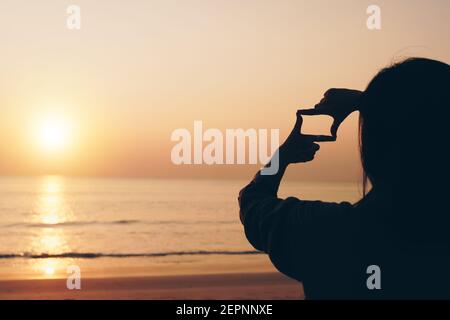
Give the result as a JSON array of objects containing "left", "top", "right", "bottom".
[{"left": 0, "top": 0, "right": 449, "bottom": 181}]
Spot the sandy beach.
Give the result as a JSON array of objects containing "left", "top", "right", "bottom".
[{"left": 0, "top": 272, "right": 303, "bottom": 300}]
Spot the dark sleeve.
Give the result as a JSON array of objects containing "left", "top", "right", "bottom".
[{"left": 238, "top": 171, "right": 353, "bottom": 282}]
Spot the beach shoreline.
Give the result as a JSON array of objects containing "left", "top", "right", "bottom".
[{"left": 0, "top": 272, "right": 303, "bottom": 300}]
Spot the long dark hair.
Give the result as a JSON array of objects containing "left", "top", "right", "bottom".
[{"left": 359, "top": 58, "right": 450, "bottom": 195}]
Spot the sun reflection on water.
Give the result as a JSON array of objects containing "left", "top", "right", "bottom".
[
  {"left": 30, "top": 176, "right": 73, "bottom": 278},
  {"left": 36, "top": 176, "right": 70, "bottom": 226},
  {"left": 42, "top": 259, "right": 57, "bottom": 275},
  {"left": 32, "top": 258, "right": 75, "bottom": 279}
]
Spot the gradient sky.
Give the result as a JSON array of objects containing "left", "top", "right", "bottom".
[{"left": 0, "top": 0, "right": 449, "bottom": 181}]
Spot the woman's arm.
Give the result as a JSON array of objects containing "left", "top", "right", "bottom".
[
  {"left": 238, "top": 115, "right": 330, "bottom": 280},
  {"left": 239, "top": 89, "right": 360, "bottom": 280},
  {"left": 239, "top": 111, "right": 332, "bottom": 227}
]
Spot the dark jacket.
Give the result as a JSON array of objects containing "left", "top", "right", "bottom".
[{"left": 239, "top": 171, "right": 450, "bottom": 299}]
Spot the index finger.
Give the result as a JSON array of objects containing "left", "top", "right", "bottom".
[
  {"left": 301, "top": 134, "right": 336, "bottom": 142},
  {"left": 297, "top": 109, "right": 323, "bottom": 116}
]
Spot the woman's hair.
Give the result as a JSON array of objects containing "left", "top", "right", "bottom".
[{"left": 359, "top": 58, "right": 450, "bottom": 195}]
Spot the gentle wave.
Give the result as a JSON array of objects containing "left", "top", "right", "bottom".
[
  {"left": 1, "top": 219, "right": 235, "bottom": 228},
  {"left": 0, "top": 250, "right": 262, "bottom": 259}
]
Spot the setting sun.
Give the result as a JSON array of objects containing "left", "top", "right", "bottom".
[{"left": 35, "top": 115, "right": 73, "bottom": 153}]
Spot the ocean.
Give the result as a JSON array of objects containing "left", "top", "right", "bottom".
[{"left": 0, "top": 176, "right": 361, "bottom": 279}]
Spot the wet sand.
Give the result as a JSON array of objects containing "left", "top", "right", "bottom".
[{"left": 0, "top": 272, "right": 303, "bottom": 300}]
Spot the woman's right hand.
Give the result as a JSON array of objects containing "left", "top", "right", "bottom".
[
  {"left": 298, "top": 88, "right": 362, "bottom": 138},
  {"left": 278, "top": 114, "right": 334, "bottom": 166}
]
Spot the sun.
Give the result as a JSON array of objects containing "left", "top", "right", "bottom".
[{"left": 35, "top": 115, "right": 73, "bottom": 153}]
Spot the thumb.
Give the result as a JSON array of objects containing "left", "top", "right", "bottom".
[
  {"left": 331, "top": 118, "right": 342, "bottom": 137},
  {"left": 294, "top": 114, "right": 303, "bottom": 131},
  {"left": 290, "top": 114, "right": 303, "bottom": 136}
]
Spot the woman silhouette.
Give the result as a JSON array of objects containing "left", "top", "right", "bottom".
[{"left": 239, "top": 58, "right": 450, "bottom": 299}]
